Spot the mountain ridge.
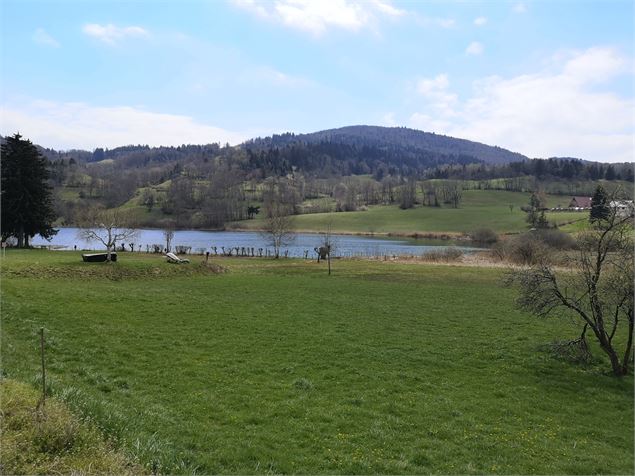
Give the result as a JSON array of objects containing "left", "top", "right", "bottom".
[
  {"left": 3, "top": 125, "right": 530, "bottom": 167},
  {"left": 245, "top": 125, "right": 528, "bottom": 165}
]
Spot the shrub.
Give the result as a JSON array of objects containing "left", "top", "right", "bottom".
[
  {"left": 421, "top": 247, "right": 464, "bottom": 262},
  {"left": 533, "top": 229, "right": 576, "bottom": 250},
  {"left": 508, "top": 235, "right": 550, "bottom": 265},
  {"left": 469, "top": 228, "right": 499, "bottom": 245},
  {"left": 493, "top": 231, "right": 574, "bottom": 265}
]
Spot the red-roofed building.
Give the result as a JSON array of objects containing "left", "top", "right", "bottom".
[{"left": 569, "top": 196, "right": 592, "bottom": 209}]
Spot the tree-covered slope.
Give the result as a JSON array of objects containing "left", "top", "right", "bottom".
[{"left": 247, "top": 125, "right": 528, "bottom": 165}]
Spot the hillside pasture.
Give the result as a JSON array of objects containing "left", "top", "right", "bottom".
[{"left": 233, "top": 190, "right": 589, "bottom": 235}]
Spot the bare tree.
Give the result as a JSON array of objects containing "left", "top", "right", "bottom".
[
  {"left": 316, "top": 220, "right": 338, "bottom": 275},
  {"left": 443, "top": 181, "right": 463, "bottom": 208},
  {"left": 77, "top": 208, "right": 138, "bottom": 261},
  {"left": 261, "top": 201, "right": 294, "bottom": 259},
  {"left": 507, "top": 204, "right": 634, "bottom": 376},
  {"left": 163, "top": 220, "right": 176, "bottom": 252},
  {"left": 399, "top": 179, "right": 417, "bottom": 209},
  {"left": 333, "top": 182, "right": 349, "bottom": 212}
]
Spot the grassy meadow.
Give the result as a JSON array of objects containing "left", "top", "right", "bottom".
[
  {"left": 1, "top": 250, "right": 632, "bottom": 474},
  {"left": 230, "top": 190, "right": 587, "bottom": 235},
  {"left": 79, "top": 186, "right": 592, "bottom": 235}
]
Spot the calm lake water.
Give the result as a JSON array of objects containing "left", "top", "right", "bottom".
[{"left": 31, "top": 228, "right": 481, "bottom": 258}]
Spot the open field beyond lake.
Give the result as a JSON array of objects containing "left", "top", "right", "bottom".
[
  {"left": 229, "top": 190, "right": 588, "bottom": 235},
  {"left": 1, "top": 250, "right": 632, "bottom": 474}
]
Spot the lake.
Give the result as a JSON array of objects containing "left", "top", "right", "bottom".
[{"left": 31, "top": 228, "right": 482, "bottom": 258}]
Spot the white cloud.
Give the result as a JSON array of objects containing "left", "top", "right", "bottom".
[
  {"left": 0, "top": 100, "right": 247, "bottom": 150},
  {"left": 408, "top": 48, "right": 634, "bottom": 162},
  {"left": 370, "top": 0, "right": 406, "bottom": 17},
  {"left": 415, "top": 74, "right": 458, "bottom": 118},
  {"left": 82, "top": 23, "right": 149, "bottom": 45},
  {"left": 409, "top": 113, "right": 451, "bottom": 133},
  {"left": 232, "top": 0, "right": 270, "bottom": 18},
  {"left": 417, "top": 74, "right": 449, "bottom": 95},
  {"left": 473, "top": 16, "right": 487, "bottom": 26},
  {"left": 32, "top": 28, "right": 60, "bottom": 48},
  {"left": 562, "top": 47, "right": 627, "bottom": 83},
  {"left": 466, "top": 41, "right": 484, "bottom": 56},
  {"left": 513, "top": 2, "right": 527, "bottom": 14},
  {"left": 231, "top": 0, "right": 404, "bottom": 35}
]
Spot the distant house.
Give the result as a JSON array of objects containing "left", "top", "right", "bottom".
[
  {"left": 568, "top": 196, "right": 592, "bottom": 209},
  {"left": 610, "top": 200, "right": 635, "bottom": 218}
]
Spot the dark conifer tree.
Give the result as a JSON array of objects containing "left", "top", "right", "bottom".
[
  {"left": 589, "top": 185, "right": 610, "bottom": 222},
  {"left": 1, "top": 133, "right": 57, "bottom": 247}
]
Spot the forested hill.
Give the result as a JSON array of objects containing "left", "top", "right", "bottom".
[
  {"left": 9, "top": 125, "right": 530, "bottom": 178},
  {"left": 245, "top": 125, "right": 528, "bottom": 165}
]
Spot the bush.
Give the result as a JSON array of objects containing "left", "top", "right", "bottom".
[
  {"left": 492, "top": 230, "right": 574, "bottom": 265},
  {"left": 492, "top": 236, "right": 540, "bottom": 265},
  {"left": 469, "top": 228, "right": 499, "bottom": 245},
  {"left": 508, "top": 235, "right": 550, "bottom": 265},
  {"left": 421, "top": 247, "right": 464, "bottom": 262},
  {"left": 533, "top": 229, "right": 576, "bottom": 250}
]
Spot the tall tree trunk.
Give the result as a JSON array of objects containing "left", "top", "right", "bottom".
[
  {"left": 106, "top": 229, "right": 113, "bottom": 262},
  {"left": 622, "top": 312, "right": 634, "bottom": 375},
  {"left": 17, "top": 223, "right": 24, "bottom": 248},
  {"left": 603, "top": 342, "right": 625, "bottom": 376},
  {"left": 593, "top": 327, "right": 626, "bottom": 376}
]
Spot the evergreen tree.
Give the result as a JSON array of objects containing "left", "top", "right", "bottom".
[
  {"left": 1, "top": 134, "right": 57, "bottom": 247},
  {"left": 525, "top": 192, "right": 543, "bottom": 227},
  {"left": 92, "top": 147, "right": 105, "bottom": 162},
  {"left": 536, "top": 210, "right": 549, "bottom": 229},
  {"left": 589, "top": 185, "right": 610, "bottom": 222}
]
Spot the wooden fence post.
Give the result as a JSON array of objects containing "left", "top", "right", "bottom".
[{"left": 40, "top": 327, "right": 46, "bottom": 407}]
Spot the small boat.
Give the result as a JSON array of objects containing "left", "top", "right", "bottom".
[{"left": 82, "top": 252, "right": 117, "bottom": 262}]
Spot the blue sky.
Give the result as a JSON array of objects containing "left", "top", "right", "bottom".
[{"left": 1, "top": 0, "right": 633, "bottom": 162}]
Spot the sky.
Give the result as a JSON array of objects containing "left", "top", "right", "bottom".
[{"left": 1, "top": 0, "right": 633, "bottom": 162}]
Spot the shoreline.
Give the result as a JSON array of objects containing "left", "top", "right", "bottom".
[{"left": 225, "top": 226, "right": 475, "bottom": 241}]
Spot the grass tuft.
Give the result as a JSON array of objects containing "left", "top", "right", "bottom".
[
  {"left": 293, "top": 378, "right": 314, "bottom": 391},
  {"left": 0, "top": 379, "right": 143, "bottom": 475}
]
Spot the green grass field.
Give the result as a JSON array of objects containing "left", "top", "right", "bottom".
[
  {"left": 2, "top": 250, "right": 632, "bottom": 474},
  {"left": 232, "top": 190, "right": 588, "bottom": 235}
]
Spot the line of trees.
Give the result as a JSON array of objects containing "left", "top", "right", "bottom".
[{"left": 426, "top": 158, "right": 634, "bottom": 183}]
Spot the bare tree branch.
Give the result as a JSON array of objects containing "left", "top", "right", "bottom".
[
  {"left": 506, "top": 191, "right": 634, "bottom": 376},
  {"left": 77, "top": 207, "right": 138, "bottom": 261}
]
